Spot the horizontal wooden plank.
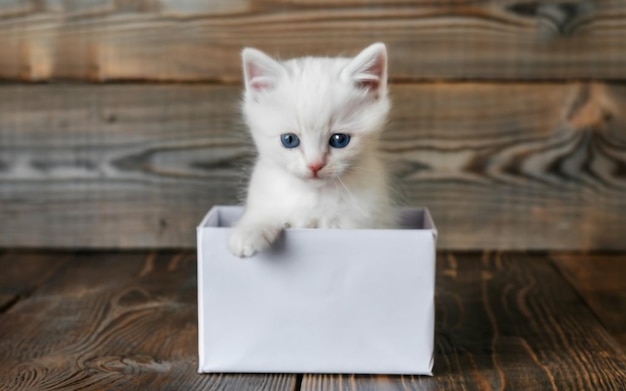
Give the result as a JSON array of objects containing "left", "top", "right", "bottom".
[
  {"left": 1, "top": 82, "right": 626, "bottom": 249},
  {"left": 552, "top": 253, "right": 626, "bottom": 350},
  {"left": 0, "top": 251, "right": 298, "bottom": 390},
  {"left": 302, "top": 252, "right": 626, "bottom": 390},
  {"left": 0, "top": 1, "right": 625, "bottom": 81},
  {"left": 0, "top": 85, "right": 246, "bottom": 248}
]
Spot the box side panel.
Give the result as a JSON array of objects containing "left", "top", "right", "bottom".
[
  {"left": 197, "top": 224, "right": 207, "bottom": 372},
  {"left": 398, "top": 208, "right": 425, "bottom": 229},
  {"left": 197, "top": 206, "right": 220, "bottom": 229},
  {"left": 426, "top": 232, "right": 437, "bottom": 376},
  {"left": 215, "top": 206, "right": 244, "bottom": 228},
  {"left": 422, "top": 208, "right": 438, "bottom": 238}
]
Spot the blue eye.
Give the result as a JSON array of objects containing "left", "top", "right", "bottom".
[
  {"left": 281, "top": 133, "right": 300, "bottom": 148},
  {"left": 329, "top": 133, "right": 351, "bottom": 148}
]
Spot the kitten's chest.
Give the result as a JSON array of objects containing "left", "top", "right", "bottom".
[{"left": 282, "top": 184, "right": 364, "bottom": 228}]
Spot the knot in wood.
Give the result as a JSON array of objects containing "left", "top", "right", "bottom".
[{"left": 508, "top": 1, "right": 594, "bottom": 39}]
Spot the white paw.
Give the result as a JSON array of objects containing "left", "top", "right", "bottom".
[{"left": 228, "top": 224, "right": 281, "bottom": 258}]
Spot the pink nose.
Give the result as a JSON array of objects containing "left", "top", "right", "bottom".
[{"left": 307, "top": 162, "right": 325, "bottom": 176}]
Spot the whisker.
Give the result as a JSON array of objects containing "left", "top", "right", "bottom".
[{"left": 337, "top": 176, "right": 368, "bottom": 217}]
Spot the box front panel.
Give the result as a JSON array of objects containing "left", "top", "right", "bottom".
[{"left": 197, "top": 218, "right": 435, "bottom": 374}]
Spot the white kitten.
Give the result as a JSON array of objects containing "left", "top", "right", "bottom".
[{"left": 228, "top": 42, "right": 396, "bottom": 257}]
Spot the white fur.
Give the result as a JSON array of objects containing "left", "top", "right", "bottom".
[{"left": 229, "top": 43, "right": 395, "bottom": 257}]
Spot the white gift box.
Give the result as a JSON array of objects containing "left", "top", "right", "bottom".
[{"left": 197, "top": 206, "right": 437, "bottom": 375}]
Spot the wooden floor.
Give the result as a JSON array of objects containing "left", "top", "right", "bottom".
[{"left": 0, "top": 251, "right": 625, "bottom": 390}]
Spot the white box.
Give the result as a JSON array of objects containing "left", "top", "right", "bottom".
[{"left": 197, "top": 206, "right": 437, "bottom": 375}]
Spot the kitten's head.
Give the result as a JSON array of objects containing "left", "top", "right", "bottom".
[{"left": 241, "top": 43, "right": 390, "bottom": 183}]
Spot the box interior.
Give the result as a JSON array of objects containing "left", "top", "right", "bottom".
[{"left": 201, "top": 206, "right": 435, "bottom": 231}]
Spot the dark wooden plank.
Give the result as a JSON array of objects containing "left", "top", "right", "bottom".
[
  {"left": 0, "top": 250, "right": 17, "bottom": 311},
  {"left": 0, "top": 251, "right": 297, "bottom": 391},
  {"left": 552, "top": 253, "right": 626, "bottom": 350},
  {"left": 2, "top": 83, "right": 626, "bottom": 249},
  {"left": 0, "top": 251, "right": 70, "bottom": 308},
  {"left": 0, "top": 294, "right": 18, "bottom": 313},
  {"left": 302, "top": 252, "right": 626, "bottom": 390},
  {"left": 0, "top": 1, "right": 625, "bottom": 81}
]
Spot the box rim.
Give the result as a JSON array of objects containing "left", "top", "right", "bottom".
[{"left": 197, "top": 206, "right": 438, "bottom": 235}]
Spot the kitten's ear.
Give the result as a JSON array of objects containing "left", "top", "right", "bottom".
[
  {"left": 341, "top": 42, "right": 388, "bottom": 96},
  {"left": 242, "top": 48, "right": 285, "bottom": 95}
]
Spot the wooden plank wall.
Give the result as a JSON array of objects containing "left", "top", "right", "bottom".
[{"left": 1, "top": 0, "right": 625, "bottom": 249}]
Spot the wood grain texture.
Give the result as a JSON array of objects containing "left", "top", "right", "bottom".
[
  {"left": 0, "top": 251, "right": 297, "bottom": 391},
  {"left": 552, "top": 253, "right": 626, "bottom": 350},
  {"left": 0, "top": 294, "right": 18, "bottom": 313},
  {"left": 0, "top": 251, "right": 70, "bottom": 309},
  {"left": 0, "top": 1, "right": 625, "bottom": 81},
  {"left": 0, "top": 84, "right": 247, "bottom": 248},
  {"left": 3, "top": 251, "right": 624, "bottom": 389},
  {"left": 302, "top": 252, "right": 626, "bottom": 390},
  {"left": 1, "top": 83, "right": 626, "bottom": 249}
]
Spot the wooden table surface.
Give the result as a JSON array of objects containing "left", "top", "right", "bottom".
[{"left": 0, "top": 251, "right": 625, "bottom": 390}]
